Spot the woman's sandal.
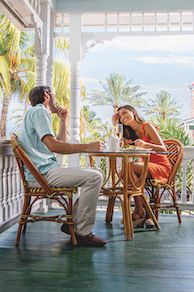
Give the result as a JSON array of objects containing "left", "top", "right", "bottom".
[
  {"left": 120, "top": 216, "right": 146, "bottom": 228},
  {"left": 133, "top": 216, "right": 146, "bottom": 228},
  {"left": 120, "top": 211, "right": 147, "bottom": 228},
  {"left": 145, "top": 218, "right": 155, "bottom": 229},
  {"left": 120, "top": 213, "right": 146, "bottom": 228}
]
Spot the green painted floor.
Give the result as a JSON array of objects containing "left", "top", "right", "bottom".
[{"left": 0, "top": 209, "right": 194, "bottom": 292}]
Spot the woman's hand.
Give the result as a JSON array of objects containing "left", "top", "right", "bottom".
[
  {"left": 134, "top": 139, "right": 147, "bottom": 148},
  {"left": 112, "top": 113, "right": 119, "bottom": 126}
]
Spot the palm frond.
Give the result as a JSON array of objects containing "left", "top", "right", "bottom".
[
  {"left": 20, "top": 57, "right": 36, "bottom": 72},
  {"left": 0, "top": 56, "right": 11, "bottom": 95},
  {"left": 89, "top": 72, "right": 146, "bottom": 109}
]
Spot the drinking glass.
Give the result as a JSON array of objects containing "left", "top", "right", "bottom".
[
  {"left": 99, "top": 130, "right": 108, "bottom": 150},
  {"left": 115, "top": 124, "right": 123, "bottom": 139}
]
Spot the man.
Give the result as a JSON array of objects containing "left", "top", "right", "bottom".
[{"left": 18, "top": 85, "right": 107, "bottom": 247}]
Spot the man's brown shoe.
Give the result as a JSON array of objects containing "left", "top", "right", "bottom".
[
  {"left": 61, "top": 223, "right": 70, "bottom": 234},
  {"left": 76, "top": 233, "right": 107, "bottom": 247},
  {"left": 61, "top": 224, "right": 107, "bottom": 247}
]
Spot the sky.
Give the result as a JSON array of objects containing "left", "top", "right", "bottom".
[
  {"left": 80, "top": 34, "right": 194, "bottom": 122},
  {"left": 2, "top": 34, "right": 194, "bottom": 138}
]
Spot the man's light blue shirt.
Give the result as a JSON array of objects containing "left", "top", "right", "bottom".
[{"left": 18, "top": 104, "right": 58, "bottom": 181}]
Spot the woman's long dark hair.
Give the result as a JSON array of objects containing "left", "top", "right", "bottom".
[{"left": 117, "top": 105, "right": 145, "bottom": 141}]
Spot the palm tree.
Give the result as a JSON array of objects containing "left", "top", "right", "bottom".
[
  {"left": 89, "top": 72, "right": 146, "bottom": 113},
  {"left": 145, "top": 90, "right": 180, "bottom": 122},
  {"left": 0, "top": 16, "right": 35, "bottom": 139},
  {"left": 8, "top": 36, "right": 71, "bottom": 136},
  {"left": 52, "top": 61, "right": 71, "bottom": 134},
  {"left": 80, "top": 105, "right": 102, "bottom": 142}
]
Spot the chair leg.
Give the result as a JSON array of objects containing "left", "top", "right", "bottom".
[
  {"left": 67, "top": 197, "right": 77, "bottom": 246},
  {"left": 105, "top": 197, "right": 115, "bottom": 223},
  {"left": 142, "top": 194, "right": 160, "bottom": 230},
  {"left": 16, "top": 224, "right": 23, "bottom": 247},
  {"left": 172, "top": 188, "right": 182, "bottom": 223},
  {"left": 23, "top": 196, "right": 31, "bottom": 234},
  {"left": 123, "top": 196, "right": 134, "bottom": 240},
  {"left": 16, "top": 194, "right": 30, "bottom": 246},
  {"left": 154, "top": 188, "right": 160, "bottom": 221}
]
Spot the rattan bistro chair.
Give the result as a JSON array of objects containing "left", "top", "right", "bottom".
[
  {"left": 145, "top": 139, "right": 184, "bottom": 223},
  {"left": 10, "top": 133, "right": 78, "bottom": 246}
]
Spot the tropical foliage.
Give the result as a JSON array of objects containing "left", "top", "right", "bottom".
[
  {"left": 52, "top": 61, "right": 71, "bottom": 134},
  {"left": 89, "top": 72, "right": 146, "bottom": 113},
  {"left": 153, "top": 117, "right": 193, "bottom": 201},
  {"left": 143, "top": 89, "right": 193, "bottom": 202},
  {"left": 145, "top": 90, "right": 181, "bottom": 122},
  {"left": 156, "top": 118, "right": 191, "bottom": 146},
  {"left": 0, "top": 15, "right": 35, "bottom": 139},
  {"left": 80, "top": 105, "right": 104, "bottom": 142}
]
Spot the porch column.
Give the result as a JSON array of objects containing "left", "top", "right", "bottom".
[
  {"left": 35, "top": 0, "right": 53, "bottom": 86},
  {"left": 34, "top": 0, "right": 54, "bottom": 212},
  {"left": 68, "top": 14, "right": 82, "bottom": 167},
  {"left": 69, "top": 14, "right": 81, "bottom": 143},
  {"left": 46, "top": 10, "right": 55, "bottom": 88},
  {"left": 35, "top": 46, "right": 47, "bottom": 86}
]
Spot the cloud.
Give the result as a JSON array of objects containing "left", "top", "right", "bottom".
[
  {"left": 128, "top": 55, "right": 194, "bottom": 66},
  {"left": 89, "top": 35, "right": 194, "bottom": 54},
  {"left": 81, "top": 76, "right": 100, "bottom": 85}
]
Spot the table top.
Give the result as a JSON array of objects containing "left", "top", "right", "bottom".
[
  {"left": 88, "top": 149, "right": 173, "bottom": 156},
  {"left": 88, "top": 149, "right": 153, "bottom": 156}
]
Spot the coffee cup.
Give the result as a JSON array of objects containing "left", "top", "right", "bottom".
[{"left": 108, "top": 137, "right": 123, "bottom": 151}]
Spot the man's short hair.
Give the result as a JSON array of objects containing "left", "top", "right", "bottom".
[{"left": 29, "top": 86, "right": 51, "bottom": 107}]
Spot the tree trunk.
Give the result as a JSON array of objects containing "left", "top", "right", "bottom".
[
  {"left": 0, "top": 96, "right": 10, "bottom": 140},
  {"left": 113, "top": 104, "right": 119, "bottom": 113},
  {"left": 161, "top": 112, "right": 166, "bottom": 121}
]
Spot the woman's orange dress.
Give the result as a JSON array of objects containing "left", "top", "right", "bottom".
[{"left": 141, "top": 123, "right": 172, "bottom": 183}]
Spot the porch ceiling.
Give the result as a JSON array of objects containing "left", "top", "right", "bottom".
[
  {"left": 56, "top": 0, "right": 194, "bottom": 13},
  {"left": 0, "top": 0, "right": 42, "bottom": 29}
]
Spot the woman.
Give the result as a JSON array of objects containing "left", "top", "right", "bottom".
[{"left": 112, "top": 105, "right": 172, "bottom": 227}]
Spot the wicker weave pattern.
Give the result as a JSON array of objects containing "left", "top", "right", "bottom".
[{"left": 145, "top": 139, "right": 183, "bottom": 223}]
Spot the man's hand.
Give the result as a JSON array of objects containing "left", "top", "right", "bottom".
[
  {"left": 57, "top": 107, "right": 68, "bottom": 121},
  {"left": 87, "top": 141, "right": 104, "bottom": 152}
]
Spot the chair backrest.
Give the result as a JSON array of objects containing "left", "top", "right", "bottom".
[
  {"left": 10, "top": 133, "right": 53, "bottom": 194},
  {"left": 164, "top": 139, "right": 184, "bottom": 185}
]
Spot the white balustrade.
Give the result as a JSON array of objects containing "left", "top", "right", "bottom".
[
  {"left": 0, "top": 142, "right": 42, "bottom": 231},
  {"left": 180, "top": 146, "right": 194, "bottom": 209},
  {"left": 0, "top": 142, "right": 23, "bottom": 229}
]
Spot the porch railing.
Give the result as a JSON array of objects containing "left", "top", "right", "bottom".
[
  {"left": 0, "top": 141, "right": 194, "bottom": 231},
  {"left": 0, "top": 141, "right": 23, "bottom": 231}
]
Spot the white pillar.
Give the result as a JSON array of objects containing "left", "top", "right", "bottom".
[
  {"left": 35, "top": 1, "right": 53, "bottom": 86},
  {"left": 69, "top": 14, "right": 82, "bottom": 143},
  {"left": 35, "top": 49, "right": 47, "bottom": 86},
  {"left": 67, "top": 14, "right": 82, "bottom": 167},
  {"left": 46, "top": 11, "right": 55, "bottom": 88},
  {"left": 34, "top": 1, "right": 53, "bottom": 210}
]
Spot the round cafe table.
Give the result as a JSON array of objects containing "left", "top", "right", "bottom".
[{"left": 89, "top": 148, "right": 160, "bottom": 240}]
